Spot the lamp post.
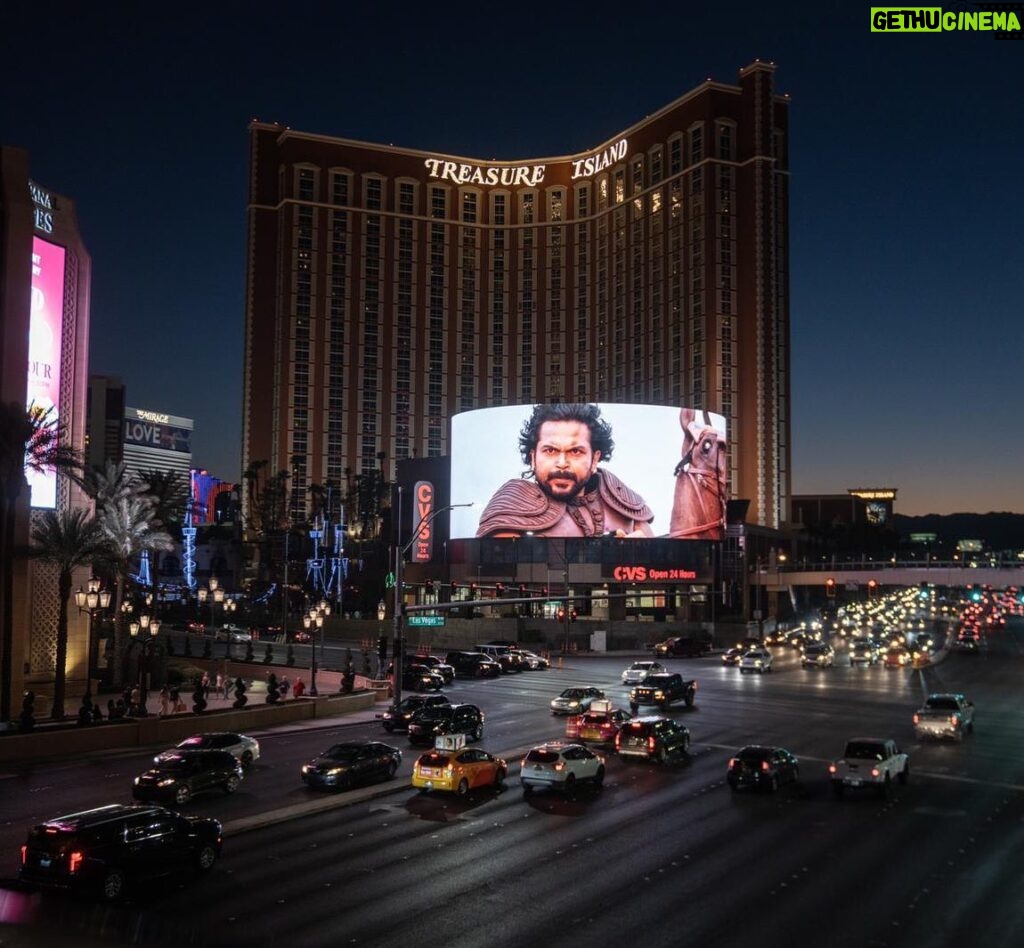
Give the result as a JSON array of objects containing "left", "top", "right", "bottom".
[
  {"left": 391, "top": 489, "right": 473, "bottom": 717},
  {"left": 306, "top": 599, "right": 330, "bottom": 696},
  {"left": 128, "top": 614, "right": 161, "bottom": 712},
  {"left": 74, "top": 578, "right": 112, "bottom": 696}
]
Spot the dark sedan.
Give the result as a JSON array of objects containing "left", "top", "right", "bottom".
[
  {"left": 301, "top": 741, "right": 402, "bottom": 791},
  {"left": 133, "top": 750, "right": 243, "bottom": 806},
  {"left": 727, "top": 745, "right": 800, "bottom": 792}
]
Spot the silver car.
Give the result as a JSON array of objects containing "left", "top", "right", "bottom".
[
  {"left": 520, "top": 742, "right": 605, "bottom": 795},
  {"left": 550, "top": 687, "right": 605, "bottom": 715},
  {"left": 156, "top": 731, "right": 260, "bottom": 767},
  {"left": 739, "top": 649, "right": 773, "bottom": 674},
  {"left": 621, "top": 661, "right": 665, "bottom": 684}
]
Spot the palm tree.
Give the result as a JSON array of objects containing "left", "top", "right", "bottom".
[
  {"left": 0, "top": 401, "right": 82, "bottom": 723},
  {"left": 29, "top": 509, "right": 104, "bottom": 720},
  {"left": 85, "top": 462, "right": 174, "bottom": 689}
]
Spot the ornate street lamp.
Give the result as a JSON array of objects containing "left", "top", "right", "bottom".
[{"left": 74, "top": 578, "right": 112, "bottom": 690}]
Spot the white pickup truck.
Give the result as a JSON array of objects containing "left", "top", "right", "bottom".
[
  {"left": 913, "top": 693, "right": 975, "bottom": 741},
  {"left": 829, "top": 738, "right": 909, "bottom": 797}
]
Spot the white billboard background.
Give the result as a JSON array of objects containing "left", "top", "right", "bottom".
[{"left": 449, "top": 404, "right": 727, "bottom": 539}]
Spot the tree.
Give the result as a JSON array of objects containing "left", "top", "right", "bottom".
[
  {"left": 29, "top": 508, "right": 104, "bottom": 720},
  {"left": 133, "top": 468, "right": 189, "bottom": 592},
  {"left": 0, "top": 401, "right": 82, "bottom": 723},
  {"left": 85, "top": 461, "right": 173, "bottom": 689}
]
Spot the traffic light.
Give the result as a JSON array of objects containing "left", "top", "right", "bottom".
[
  {"left": 519, "top": 583, "right": 526, "bottom": 596},
  {"left": 451, "top": 580, "right": 460, "bottom": 593},
  {"left": 425, "top": 580, "right": 434, "bottom": 594},
  {"left": 470, "top": 582, "right": 478, "bottom": 597},
  {"left": 495, "top": 582, "right": 504, "bottom": 596},
  {"left": 825, "top": 578, "right": 836, "bottom": 598},
  {"left": 541, "top": 586, "right": 548, "bottom": 596},
  {"left": 867, "top": 579, "right": 877, "bottom": 599},
  {"left": 557, "top": 606, "right": 566, "bottom": 622},
  {"left": 570, "top": 608, "right": 578, "bottom": 622}
]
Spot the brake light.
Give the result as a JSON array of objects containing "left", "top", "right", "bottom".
[
  {"left": 553, "top": 761, "right": 565, "bottom": 772},
  {"left": 20, "top": 845, "right": 26, "bottom": 865},
  {"left": 69, "top": 850, "right": 84, "bottom": 874},
  {"left": 828, "top": 763, "right": 837, "bottom": 774},
  {"left": 728, "top": 758, "right": 737, "bottom": 770},
  {"left": 761, "top": 760, "right": 770, "bottom": 772},
  {"left": 648, "top": 737, "right": 656, "bottom": 751},
  {"left": 913, "top": 713, "right": 920, "bottom": 724},
  {"left": 950, "top": 714, "right": 959, "bottom": 726},
  {"left": 870, "top": 767, "right": 880, "bottom": 778}
]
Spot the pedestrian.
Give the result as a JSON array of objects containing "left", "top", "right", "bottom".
[
  {"left": 107, "top": 698, "right": 116, "bottom": 719},
  {"left": 201, "top": 671, "right": 211, "bottom": 700},
  {"left": 129, "top": 685, "right": 141, "bottom": 715},
  {"left": 159, "top": 685, "right": 170, "bottom": 716},
  {"left": 279, "top": 675, "right": 290, "bottom": 699},
  {"left": 91, "top": 703, "right": 103, "bottom": 723},
  {"left": 214, "top": 673, "right": 224, "bottom": 701},
  {"left": 222, "top": 673, "right": 232, "bottom": 700},
  {"left": 292, "top": 678, "right": 305, "bottom": 698}
]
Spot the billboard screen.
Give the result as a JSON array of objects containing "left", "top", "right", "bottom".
[
  {"left": 26, "top": 236, "right": 66, "bottom": 509},
  {"left": 450, "top": 403, "right": 728, "bottom": 541}
]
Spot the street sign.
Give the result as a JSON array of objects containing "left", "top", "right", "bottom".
[{"left": 408, "top": 615, "right": 445, "bottom": 627}]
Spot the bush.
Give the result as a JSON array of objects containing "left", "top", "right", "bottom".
[
  {"left": 245, "top": 641, "right": 255, "bottom": 662},
  {"left": 263, "top": 643, "right": 274, "bottom": 664},
  {"left": 202, "top": 638, "right": 212, "bottom": 659},
  {"left": 286, "top": 645, "right": 295, "bottom": 667},
  {"left": 166, "top": 659, "right": 206, "bottom": 688}
]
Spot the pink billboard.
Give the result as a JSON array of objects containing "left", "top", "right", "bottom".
[{"left": 26, "top": 236, "right": 66, "bottom": 509}]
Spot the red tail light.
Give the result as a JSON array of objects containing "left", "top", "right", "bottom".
[
  {"left": 913, "top": 713, "right": 920, "bottom": 724},
  {"left": 20, "top": 845, "right": 26, "bottom": 865},
  {"left": 870, "top": 767, "right": 880, "bottom": 778},
  {"left": 950, "top": 714, "right": 959, "bottom": 726},
  {"left": 648, "top": 737, "right": 656, "bottom": 751},
  {"left": 761, "top": 760, "right": 770, "bottom": 772},
  {"left": 728, "top": 758, "right": 737, "bottom": 770},
  {"left": 828, "top": 763, "right": 837, "bottom": 774},
  {"left": 69, "top": 850, "right": 84, "bottom": 874}
]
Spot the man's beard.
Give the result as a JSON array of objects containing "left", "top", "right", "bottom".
[{"left": 536, "top": 471, "right": 588, "bottom": 502}]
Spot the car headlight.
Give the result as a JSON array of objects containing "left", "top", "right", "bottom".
[
  {"left": 654, "top": 691, "right": 665, "bottom": 700},
  {"left": 326, "top": 767, "right": 344, "bottom": 776},
  {"left": 157, "top": 778, "right": 177, "bottom": 787},
  {"left": 301, "top": 765, "right": 312, "bottom": 774}
]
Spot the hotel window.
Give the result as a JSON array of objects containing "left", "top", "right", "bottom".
[
  {"left": 399, "top": 181, "right": 416, "bottom": 215},
  {"left": 631, "top": 156, "right": 643, "bottom": 194},
  {"left": 365, "top": 177, "right": 383, "bottom": 210},
  {"left": 614, "top": 169, "right": 624, "bottom": 204},
  {"left": 716, "top": 121, "right": 735, "bottom": 161},
  {"left": 430, "top": 187, "right": 446, "bottom": 219},
  {"left": 462, "top": 191, "right": 477, "bottom": 223},
  {"left": 576, "top": 184, "right": 589, "bottom": 218},
  {"left": 650, "top": 147, "right": 663, "bottom": 185},
  {"left": 492, "top": 193, "right": 506, "bottom": 225},
  {"left": 549, "top": 189, "right": 563, "bottom": 222},
  {"left": 669, "top": 135, "right": 682, "bottom": 175},
  {"left": 331, "top": 172, "right": 350, "bottom": 206},
  {"left": 298, "top": 168, "right": 315, "bottom": 201},
  {"left": 597, "top": 176, "right": 608, "bottom": 210},
  {"left": 297, "top": 206, "right": 313, "bottom": 250},
  {"left": 688, "top": 124, "right": 704, "bottom": 165},
  {"left": 521, "top": 192, "right": 534, "bottom": 224}
]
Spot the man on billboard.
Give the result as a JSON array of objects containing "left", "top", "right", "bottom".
[{"left": 476, "top": 403, "right": 654, "bottom": 538}]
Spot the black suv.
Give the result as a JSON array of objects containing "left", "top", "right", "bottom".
[
  {"left": 628, "top": 673, "right": 697, "bottom": 713},
  {"left": 654, "top": 635, "right": 711, "bottom": 657},
  {"left": 132, "top": 750, "right": 243, "bottom": 806},
  {"left": 407, "top": 703, "right": 485, "bottom": 746},
  {"left": 445, "top": 651, "right": 502, "bottom": 678},
  {"left": 381, "top": 693, "right": 451, "bottom": 732},
  {"left": 616, "top": 716, "right": 691, "bottom": 763},
  {"left": 387, "top": 662, "right": 445, "bottom": 692},
  {"left": 18, "top": 804, "right": 222, "bottom": 902}
]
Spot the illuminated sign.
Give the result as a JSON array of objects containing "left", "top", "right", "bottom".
[
  {"left": 450, "top": 403, "right": 728, "bottom": 541},
  {"left": 848, "top": 488, "right": 897, "bottom": 500},
  {"left": 136, "top": 409, "right": 170, "bottom": 423},
  {"left": 612, "top": 565, "right": 698, "bottom": 582},
  {"left": 411, "top": 481, "right": 435, "bottom": 563},
  {"left": 424, "top": 139, "right": 629, "bottom": 188},
  {"left": 26, "top": 237, "right": 65, "bottom": 509},
  {"left": 29, "top": 181, "right": 54, "bottom": 234},
  {"left": 124, "top": 418, "right": 192, "bottom": 453}
]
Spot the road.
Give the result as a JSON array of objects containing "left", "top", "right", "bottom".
[{"left": 2, "top": 620, "right": 1023, "bottom": 947}]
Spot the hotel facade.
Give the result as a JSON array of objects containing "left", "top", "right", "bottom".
[{"left": 243, "top": 61, "right": 791, "bottom": 534}]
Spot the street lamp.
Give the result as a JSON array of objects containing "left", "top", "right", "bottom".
[
  {"left": 74, "top": 578, "right": 112, "bottom": 693},
  {"left": 128, "top": 615, "right": 161, "bottom": 712},
  {"left": 391, "top": 488, "right": 473, "bottom": 716},
  {"left": 306, "top": 601, "right": 330, "bottom": 696}
]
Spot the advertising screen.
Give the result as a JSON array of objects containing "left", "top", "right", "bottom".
[
  {"left": 450, "top": 403, "right": 728, "bottom": 541},
  {"left": 26, "top": 236, "right": 66, "bottom": 509}
]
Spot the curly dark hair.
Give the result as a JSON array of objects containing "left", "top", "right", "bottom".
[{"left": 518, "top": 403, "right": 615, "bottom": 466}]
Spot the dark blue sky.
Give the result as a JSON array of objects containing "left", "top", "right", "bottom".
[{"left": 3, "top": 3, "right": 1021, "bottom": 516}]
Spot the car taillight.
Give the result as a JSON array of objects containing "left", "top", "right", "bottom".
[
  {"left": 648, "top": 737, "right": 656, "bottom": 751},
  {"left": 553, "top": 761, "right": 565, "bottom": 771},
  {"left": 828, "top": 763, "right": 837, "bottom": 774},
  {"left": 445, "top": 765, "right": 454, "bottom": 776},
  {"left": 69, "top": 850, "right": 84, "bottom": 874},
  {"left": 950, "top": 714, "right": 959, "bottom": 726},
  {"left": 871, "top": 767, "right": 880, "bottom": 778},
  {"left": 728, "top": 758, "right": 737, "bottom": 770},
  {"left": 761, "top": 760, "right": 770, "bottom": 772},
  {"left": 913, "top": 713, "right": 920, "bottom": 724},
  {"left": 20, "top": 845, "right": 26, "bottom": 865}
]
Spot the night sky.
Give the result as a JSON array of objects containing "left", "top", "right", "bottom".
[{"left": 3, "top": 3, "right": 1021, "bottom": 516}]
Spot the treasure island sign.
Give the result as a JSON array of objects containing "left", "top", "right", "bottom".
[{"left": 424, "top": 138, "right": 628, "bottom": 187}]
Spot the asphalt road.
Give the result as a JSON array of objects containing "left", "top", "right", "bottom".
[{"left": 2, "top": 620, "right": 1023, "bottom": 948}]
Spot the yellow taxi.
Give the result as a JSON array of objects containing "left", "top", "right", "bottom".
[{"left": 412, "top": 735, "right": 507, "bottom": 796}]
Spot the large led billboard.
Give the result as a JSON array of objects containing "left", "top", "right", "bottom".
[
  {"left": 450, "top": 403, "right": 728, "bottom": 541},
  {"left": 25, "top": 236, "right": 66, "bottom": 509}
]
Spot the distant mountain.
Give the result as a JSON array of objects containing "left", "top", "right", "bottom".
[{"left": 894, "top": 512, "right": 1024, "bottom": 550}]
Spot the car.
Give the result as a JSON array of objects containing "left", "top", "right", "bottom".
[
  {"left": 407, "top": 703, "right": 484, "bottom": 746},
  {"left": 727, "top": 745, "right": 800, "bottom": 792},
  {"left": 410, "top": 654, "right": 456, "bottom": 683},
  {"left": 739, "top": 648, "right": 773, "bottom": 674},
  {"left": 520, "top": 742, "right": 606, "bottom": 795},
  {"left": 393, "top": 662, "right": 445, "bottom": 692},
  {"left": 185, "top": 620, "right": 205, "bottom": 635},
  {"left": 849, "top": 641, "right": 879, "bottom": 665},
  {"left": 566, "top": 700, "right": 632, "bottom": 744},
  {"left": 157, "top": 731, "right": 261, "bottom": 768},
  {"left": 444, "top": 651, "right": 502, "bottom": 678},
  {"left": 381, "top": 693, "right": 451, "bottom": 732},
  {"left": 412, "top": 742, "right": 507, "bottom": 795},
  {"left": 628, "top": 673, "right": 697, "bottom": 713},
  {"left": 289, "top": 629, "right": 312, "bottom": 643},
  {"left": 883, "top": 646, "right": 910, "bottom": 668},
  {"left": 615, "top": 716, "right": 690, "bottom": 763},
  {"left": 510, "top": 648, "right": 550, "bottom": 670},
  {"left": 621, "top": 660, "right": 665, "bottom": 684},
  {"left": 653, "top": 635, "right": 711, "bottom": 657},
  {"left": 18, "top": 804, "right": 222, "bottom": 902},
  {"left": 913, "top": 693, "right": 975, "bottom": 741},
  {"left": 801, "top": 643, "right": 835, "bottom": 668},
  {"left": 301, "top": 741, "right": 401, "bottom": 791},
  {"left": 721, "top": 647, "right": 744, "bottom": 666},
  {"left": 132, "top": 750, "right": 244, "bottom": 806},
  {"left": 214, "top": 624, "right": 252, "bottom": 643},
  {"left": 550, "top": 686, "right": 605, "bottom": 715},
  {"left": 829, "top": 738, "right": 909, "bottom": 797}
]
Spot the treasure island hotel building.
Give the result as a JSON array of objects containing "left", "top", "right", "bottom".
[{"left": 243, "top": 61, "right": 790, "bottom": 539}]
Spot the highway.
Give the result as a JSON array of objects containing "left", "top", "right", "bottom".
[{"left": 1, "top": 618, "right": 1022, "bottom": 947}]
